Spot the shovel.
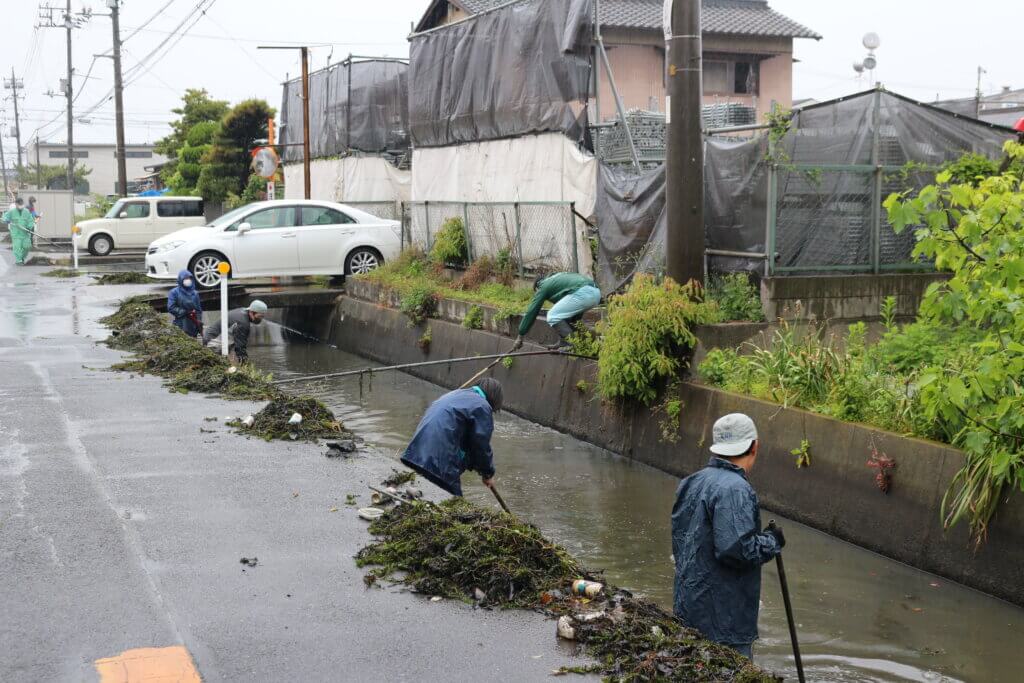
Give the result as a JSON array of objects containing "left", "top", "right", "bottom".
[{"left": 768, "top": 520, "right": 805, "bottom": 683}]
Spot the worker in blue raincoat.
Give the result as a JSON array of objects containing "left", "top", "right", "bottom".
[
  {"left": 401, "top": 378, "right": 503, "bottom": 496},
  {"left": 671, "top": 413, "right": 785, "bottom": 660},
  {"left": 167, "top": 269, "right": 203, "bottom": 337}
]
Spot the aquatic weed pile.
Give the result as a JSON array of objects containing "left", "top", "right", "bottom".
[
  {"left": 103, "top": 299, "right": 276, "bottom": 401},
  {"left": 356, "top": 499, "right": 774, "bottom": 682},
  {"left": 232, "top": 396, "right": 348, "bottom": 442},
  {"left": 92, "top": 271, "right": 152, "bottom": 285},
  {"left": 381, "top": 469, "right": 417, "bottom": 488},
  {"left": 41, "top": 268, "right": 83, "bottom": 278},
  {"left": 356, "top": 498, "right": 584, "bottom": 608}
]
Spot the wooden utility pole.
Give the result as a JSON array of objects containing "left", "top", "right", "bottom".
[
  {"left": 258, "top": 45, "right": 312, "bottom": 199},
  {"left": 665, "top": 0, "right": 704, "bottom": 285},
  {"left": 109, "top": 0, "right": 128, "bottom": 196}
]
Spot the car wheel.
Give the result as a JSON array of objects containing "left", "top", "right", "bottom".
[
  {"left": 346, "top": 248, "right": 382, "bottom": 275},
  {"left": 89, "top": 234, "right": 113, "bottom": 257},
  {"left": 189, "top": 251, "right": 229, "bottom": 289}
]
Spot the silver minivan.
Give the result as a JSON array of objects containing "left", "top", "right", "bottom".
[{"left": 76, "top": 196, "right": 205, "bottom": 256}]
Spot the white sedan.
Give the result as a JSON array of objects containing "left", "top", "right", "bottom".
[{"left": 145, "top": 199, "right": 401, "bottom": 288}]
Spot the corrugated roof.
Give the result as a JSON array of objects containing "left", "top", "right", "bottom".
[{"left": 437, "top": 0, "right": 820, "bottom": 39}]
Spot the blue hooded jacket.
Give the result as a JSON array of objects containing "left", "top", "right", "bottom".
[
  {"left": 400, "top": 387, "right": 495, "bottom": 496},
  {"left": 671, "top": 457, "right": 781, "bottom": 646},
  {"left": 167, "top": 269, "right": 203, "bottom": 337}
]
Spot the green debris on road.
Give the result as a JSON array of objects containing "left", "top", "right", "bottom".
[
  {"left": 356, "top": 499, "right": 773, "bottom": 682},
  {"left": 381, "top": 469, "right": 417, "bottom": 488},
  {"left": 41, "top": 268, "right": 83, "bottom": 278},
  {"left": 92, "top": 272, "right": 152, "bottom": 285},
  {"left": 102, "top": 297, "right": 350, "bottom": 442},
  {"left": 231, "top": 396, "right": 348, "bottom": 442}
]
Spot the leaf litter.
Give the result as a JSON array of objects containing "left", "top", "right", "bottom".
[{"left": 356, "top": 499, "right": 775, "bottom": 682}]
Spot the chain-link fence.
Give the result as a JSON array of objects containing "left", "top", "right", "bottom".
[
  {"left": 404, "top": 201, "right": 585, "bottom": 274},
  {"left": 343, "top": 200, "right": 403, "bottom": 222}
]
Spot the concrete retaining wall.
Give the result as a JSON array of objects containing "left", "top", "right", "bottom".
[
  {"left": 761, "top": 273, "right": 949, "bottom": 321},
  {"left": 276, "top": 292, "right": 1024, "bottom": 606}
]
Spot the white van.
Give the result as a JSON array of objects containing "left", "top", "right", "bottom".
[{"left": 76, "top": 196, "right": 206, "bottom": 256}]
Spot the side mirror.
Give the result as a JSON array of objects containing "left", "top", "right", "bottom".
[
  {"left": 237, "top": 222, "right": 252, "bottom": 234},
  {"left": 119, "top": 211, "right": 128, "bottom": 219}
]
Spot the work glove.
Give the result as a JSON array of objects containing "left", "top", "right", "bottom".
[
  {"left": 511, "top": 335, "right": 523, "bottom": 351},
  {"left": 766, "top": 524, "right": 786, "bottom": 549}
]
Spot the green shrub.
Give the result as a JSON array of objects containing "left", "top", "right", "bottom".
[
  {"left": 430, "top": 217, "right": 469, "bottom": 265},
  {"left": 706, "top": 273, "right": 765, "bottom": 322},
  {"left": 462, "top": 305, "right": 484, "bottom": 330},
  {"left": 400, "top": 284, "right": 438, "bottom": 325},
  {"left": 596, "top": 275, "right": 717, "bottom": 404}
]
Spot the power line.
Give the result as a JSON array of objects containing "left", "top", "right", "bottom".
[{"left": 118, "top": 25, "right": 406, "bottom": 48}]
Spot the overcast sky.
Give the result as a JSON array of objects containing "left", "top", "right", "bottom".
[{"left": 0, "top": 0, "right": 1018, "bottom": 152}]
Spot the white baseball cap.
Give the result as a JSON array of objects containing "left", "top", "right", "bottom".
[
  {"left": 246, "top": 300, "right": 268, "bottom": 314},
  {"left": 710, "top": 413, "right": 758, "bottom": 457}
]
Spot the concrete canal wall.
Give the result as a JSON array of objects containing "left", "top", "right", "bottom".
[{"left": 273, "top": 286, "right": 1024, "bottom": 606}]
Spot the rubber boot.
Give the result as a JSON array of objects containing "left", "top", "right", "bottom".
[{"left": 546, "top": 321, "right": 574, "bottom": 350}]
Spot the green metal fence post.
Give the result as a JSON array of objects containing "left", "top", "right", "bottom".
[
  {"left": 424, "top": 201, "right": 432, "bottom": 252},
  {"left": 514, "top": 201, "right": 524, "bottom": 277},
  {"left": 569, "top": 201, "right": 580, "bottom": 273},
  {"left": 766, "top": 165, "right": 777, "bottom": 277},
  {"left": 462, "top": 202, "right": 473, "bottom": 264},
  {"left": 870, "top": 86, "right": 883, "bottom": 274}
]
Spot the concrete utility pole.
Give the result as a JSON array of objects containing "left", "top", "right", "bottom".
[
  {"left": 665, "top": 0, "right": 704, "bottom": 285},
  {"left": 4, "top": 70, "right": 25, "bottom": 171},
  {"left": 64, "top": 0, "right": 75, "bottom": 194},
  {"left": 108, "top": 0, "right": 127, "bottom": 196},
  {"left": 38, "top": 1, "right": 90, "bottom": 193},
  {"left": 258, "top": 45, "right": 312, "bottom": 199}
]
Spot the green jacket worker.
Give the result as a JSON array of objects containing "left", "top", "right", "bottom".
[
  {"left": 2, "top": 198, "right": 35, "bottom": 265},
  {"left": 513, "top": 272, "right": 600, "bottom": 350}
]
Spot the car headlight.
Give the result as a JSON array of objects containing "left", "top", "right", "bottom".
[{"left": 154, "top": 240, "right": 186, "bottom": 254}]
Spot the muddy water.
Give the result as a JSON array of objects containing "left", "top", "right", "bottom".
[{"left": 250, "top": 332, "right": 1024, "bottom": 682}]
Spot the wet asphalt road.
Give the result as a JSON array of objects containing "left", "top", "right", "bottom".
[{"left": 0, "top": 250, "right": 594, "bottom": 681}]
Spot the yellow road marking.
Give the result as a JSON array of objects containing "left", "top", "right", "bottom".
[{"left": 94, "top": 646, "right": 201, "bottom": 682}]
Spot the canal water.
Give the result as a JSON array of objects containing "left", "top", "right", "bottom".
[{"left": 250, "top": 330, "right": 1024, "bottom": 682}]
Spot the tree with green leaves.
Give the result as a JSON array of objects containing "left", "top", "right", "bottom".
[
  {"left": 885, "top": 140, "right": 1024, "bottom": 546},
  {"left": 196, "top": 99, "right": 274, "bottom": 203},
  {"left": 17, "top": 163, "right": 91, "bottom": 193},
  {"left": 156, "top": 89, "right": 229, "bottom": 187}
]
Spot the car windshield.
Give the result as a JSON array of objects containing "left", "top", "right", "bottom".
[
  {"left": 104, "top": 200, "right": 126, "bottom": 219},
  {"left": 207, "top": 204, "right": 258, "bottom": 229}
]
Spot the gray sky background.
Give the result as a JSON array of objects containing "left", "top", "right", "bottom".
[{"left": 0, "top": 0, "right": 1018, "bottom": 151}]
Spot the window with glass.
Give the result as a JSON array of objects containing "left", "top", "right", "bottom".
[
  {"left": 114, "top": 202, "right": 150, "bottom": 219},
  {"left": 157, "top": 200, "right": 204, "bottom": 217},
  {"left": 300, "top": 206, "right": 355, "bottom": 226},
  {"left": 239, "top": 206, "right": 297, "bottom": 230}
]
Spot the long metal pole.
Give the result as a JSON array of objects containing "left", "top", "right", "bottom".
[
  {"left": 596, "top": 39, "right": 640, "bottom": 172},
  {"left": 271, "top": 349, "right": 596, "bottom": 385},
  {"left": 768, "top": 521, "right": 805, "bottom": 683},
  {"left": 10, "top": 69, "right": 24, "bottom": 171},
  {"left": 110, "top": 0, "right": 128, "bottom": 197},
  {"left": 34, "top": 135, "right": 41, "bottom": 188},
  {"left": 593, "top": 0, "right": 601, "bottom": 123},
  {"left": 665, "top": 0, "right": 704, "bottom": 285},
  {"left": 65, "top": 0, "right": 75, "bottom": 195},
  {"left": 301, "top": 46, "right": 311, "bottom": 199},
  {"left": 346, "top": 54, "right": 352, "bottom": 152}
]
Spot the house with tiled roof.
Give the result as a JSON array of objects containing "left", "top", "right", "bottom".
[{"left": 415, "top": 0, "right": 820, "bottom": 123}]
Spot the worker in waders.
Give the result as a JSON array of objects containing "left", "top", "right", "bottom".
[
  {"left": 202, "top": 299, "right": 266, "bottom": 363},
  {"left": 512, "top": 272, "right": 601, "bottom": 350},
  {"left": 671, "top": 413, "right": 785, "bottom": 660},
  {"left": 2, "top": 197, "right": 35, "bottom": 265},
  {"left": 401, "top": 378, "right": 503, "bottom": 496}
]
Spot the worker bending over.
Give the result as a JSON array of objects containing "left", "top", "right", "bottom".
[
  {"left": 513, "top": 272, "right": 601, "bottom": 350},
  {"left": 2, "top": 197, "right": 35, "bottom": 265},
  {"left": 202, "top": 299, "right": 267, "bottom": 363},
  {"left": 401, "top": 378, "right": 503, "bottom": 496},
  {"left": 671, "top": 413, "right": 784, "bottom": 660}
]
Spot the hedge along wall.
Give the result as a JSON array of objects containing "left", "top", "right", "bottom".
[{"left": 276, "top": 293, "right": 1024, "bottom": 606}]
